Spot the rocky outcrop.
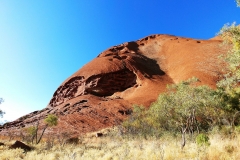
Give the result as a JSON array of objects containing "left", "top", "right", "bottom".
[
  {"left": 0, "top": 34, "right": 228, "bottom": 135},
  {"left": 10, "top": 141, "right": 31, "bottom": 151},
  {"left": 49, "top": 40, "right": 166, "bottom": 107},
  {"left": 49, "top": 69, "right": 137, "bottom": 107}
]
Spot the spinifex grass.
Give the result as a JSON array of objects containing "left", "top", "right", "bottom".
[{"left": 1, "top": 130, "right": 240, "bottom": 160}]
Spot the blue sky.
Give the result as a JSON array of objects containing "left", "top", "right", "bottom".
[{"left": 0, "top": 0, "right": 240, "bottom": 122}]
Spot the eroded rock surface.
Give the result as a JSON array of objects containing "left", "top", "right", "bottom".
[
  {"left": 49, "top": 69, "right": 137, "bottom": 107},
  {"left": 0, "top": 34, "right": 228, "bottom": 135}
]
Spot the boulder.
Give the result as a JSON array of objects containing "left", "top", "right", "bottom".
[{"left": 10, "top": 141, "right": 31, "bottom": 151}]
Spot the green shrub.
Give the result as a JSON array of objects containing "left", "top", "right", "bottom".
[
  {"left": 196, "top": 134, "right": 210, "bottom": 146},
  {"left": 234, "top": 125, "right": 240, "bottom": 133},
  {"left": 44, "top": 114, "right": 58, "bottom": 126}
]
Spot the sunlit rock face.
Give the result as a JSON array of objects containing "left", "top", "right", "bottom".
[
  {"left": 49, "top": 69, "right": 137, "bottom": 107},
  {"left": 0, "top": 34, "right": 228, "bottom": 135}
]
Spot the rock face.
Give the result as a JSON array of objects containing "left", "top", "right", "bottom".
[
  {"left": 49, "top": 69, "right": 137, "bottom": 107},
  {"left": 0, "top": 34, "right": 228, "bottom": 135}
]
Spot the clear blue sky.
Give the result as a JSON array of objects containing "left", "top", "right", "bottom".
[{"left": 0, "top": 0, "right": 240, "bottom": 122}]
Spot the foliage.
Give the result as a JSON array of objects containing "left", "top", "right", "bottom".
[
  {"left": 236, "top": 0, "right": 240, "bottom": 7},
  {"left": 196, "top": 133, "right": 210, "bottom": 146},
  {"left": 149, "top": 78, "right": 221, "bottom": 132},
  {"left": 123, "top": 78, "right": 224, "bottom": 148},
  {"left": 44, "top": 114, "right": 58, "bottom": 127},
  {"left": 216, "top": 24, "right": 240, "bottom": 129},
  {"left": 26, "top": 114, "right": 58, "bottom": 144},
  {"left": 218, "top": 23, "right": 240, "bottom": 91},
  {"left": 27, "top": 126, "right": 37, "bottom": 135},
  {"left": 123, "top": 73, "right": 240, "bottom": 147},
  {"left": 234, "top": 125, "right": 240, "bottom": 133},
  {"left": 25, "top": 126, "right": 37, "bottom": 144},
  {"left": 122, "top": 105, "right": 154, "bottom": 138},
  {"left": 0, "top": 98, "right": 5, "bottom": 118}
]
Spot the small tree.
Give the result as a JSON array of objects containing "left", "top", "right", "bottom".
[
  {"left": 0, "top": 98, "right": 5, "bottom": 118},
  {"left": 28, "top": 114, "right": 58, "bottom": 144},
  {"left": 27, "top": 126, "right": 37, "bottom": 144},
  {"left": 217, "top": 23, "right": 240, "bottom": 130},
  {"left": 122, "top": 105, "right": 151, "bottom": 138},
  {"left": 148, "top": 78, "right": 220, "bottom": 149},
  {"left": 123, "top": 78, "right": 222, "bottom": 148},
  {"left": 236, "top": 0, "right": 240, "bottom": 7}
]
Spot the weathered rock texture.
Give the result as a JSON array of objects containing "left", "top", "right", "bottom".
[{"left": 0, "top": 34, "right": 228, "bottom": 135}]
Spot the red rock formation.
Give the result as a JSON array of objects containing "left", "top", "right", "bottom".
[{"left": 0, "top": 34, "right": 228, "bottom": 135}]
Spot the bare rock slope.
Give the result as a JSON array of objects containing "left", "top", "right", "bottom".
[{"left": 0, "top": 34, "right": 227, "bottom": 134}]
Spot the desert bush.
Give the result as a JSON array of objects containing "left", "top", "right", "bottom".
[
  {"left": 44, "top": 132, "right": 56, "bottom": 150},
  {"left": 65, "top": 137, "right": 79, "bottom": 145},
  {"left": 26, "top": 126, "right": 37, "bottom": 144},
  {"left": 196, "top": 133, "right": 210, "bottom": 146},
  {"left": 123, "top": 78, "right": 224, "bottom": 148},
  {"left": 122, "top": 105, "right": 158, "bottom": 138},
  {"left": 56, "top": 131, "right": 71, "bottom": 147},
  {"left": 234, "top": 125, "right": 240, "bottom": 133}
]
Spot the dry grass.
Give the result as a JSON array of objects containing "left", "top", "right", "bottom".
[{"left": 0, "top": 129, "right": 240, "bottom": 160}]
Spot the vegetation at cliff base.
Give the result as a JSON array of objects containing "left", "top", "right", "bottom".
[{"left": 122, "top": 23, "right": 240, "bottom": 148}]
